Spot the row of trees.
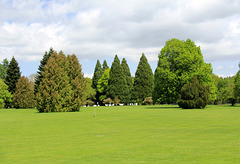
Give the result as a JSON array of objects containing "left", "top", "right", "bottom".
[{"left": 91, "top": 54, "right": 153, "bottom": 105}]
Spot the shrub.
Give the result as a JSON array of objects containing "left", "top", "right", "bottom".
[
  {"left": 103, "top": 98, "right": 112, "bottom": 104},
  {"left": 85, "top": 99, "right": 94, "bottom": 106},
  {"left": 142, "top": 97, "right": 153, "bottom": 105},
  {"left": 114, "top": 97, "right": 120, "bottom": 105},
  {"left": 177, "top": 77, "right": 210, "bottom": 109}
]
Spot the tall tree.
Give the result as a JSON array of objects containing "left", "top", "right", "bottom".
[
  {"left": 36, "top": 52, "right": 73, "bottom": 112},
  {"left": 67, "top": 54, "right": 87, "bottom": 111},
  {"left": 132, "top": 54, "right": 154, "bottom": 103},
  {"left": 13, "top": 76, "right": 36, "bottom": 108},
  {"left": 107, "top": 55, "right": 129, "bottom": 103},
  {"left": 102, "top": 60, "right": 109, "bottom": 71},
  {"left": 34, "top": 48, "right": 54, "bottom": 94},
  {"left": 121, "top": 58, "right": 133, "bottom": 103},
  {"left": 0, "top": 79, "right": 12, "bottom": 108},
  {"left": 153, "top": 38, "right": 215, "bottom": 104},
  {"left": 5, "top": 56, "right": 21, "bottom": 94},
  {"left": 92, "top": 60, "right": 103, "bottom": 89},
  {"left": 234, "top": 62, "right": 240, "bottom": 104},
  {"left": 0, "top": 58, "right": 9, "bottom": 80},
  {"left": 85, "top": 77, "right": 96, "bottom": 101},
  {"left": 97, "top": 68, "right": 110, "bottom": 103}
]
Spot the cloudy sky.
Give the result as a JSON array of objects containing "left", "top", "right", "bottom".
[{"left": 0, "top": 0, "right": 240, "bottom": 78}]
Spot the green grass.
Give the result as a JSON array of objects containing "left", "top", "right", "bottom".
[{"left": 1, "top": 105, "right": 240, "bottom": 163}]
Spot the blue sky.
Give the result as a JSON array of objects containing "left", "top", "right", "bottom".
[{"left": 0, "top": 0, "right": 240, "bottom": 78}]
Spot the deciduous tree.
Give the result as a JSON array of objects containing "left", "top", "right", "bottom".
[{"left": 0, "top": 79, "right": 12, "bottom": 108}]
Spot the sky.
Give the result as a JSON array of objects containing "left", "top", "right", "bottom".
[{"left": 0, "top": 0, "right": 240, "bottom": 78}]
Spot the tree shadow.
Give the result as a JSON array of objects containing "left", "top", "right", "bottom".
[{"left": 145, "top": 105, "right": 180, "bottom": 110}]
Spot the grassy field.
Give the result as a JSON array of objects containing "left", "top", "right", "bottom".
[{"left": 0, "top": 105, "right": 240, "bottom": 163}]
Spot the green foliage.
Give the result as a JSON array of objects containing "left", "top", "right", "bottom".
[
  {"left": 0, "top": 79, "right": 12, "bottom": 108},
  {"left": 132, "top": 53, "right": 154, "bottom": 103},
  {"left": 34, "top": 48, "right": 54, "bottom": 94},
  {"left": 177, "top": 77, "right": 210, "bottom": 109},
  {"left": 67, "top": 54, "right": 87, "bottom": 111},
  {"left": 85, "top": 99, "right": 94, "bottom": 106},
  {"left": 13, "top": 76, "right": 36, "bottom": 108},
  {"left": 234, "top": 63, "right": 240, "bottom": 104},
  {"left": 153, "top": 38, "right": 215, "bottom": 104},
  {"left": 0, "top": 58, "right": 9, "bottom": 80},
  {"left": 97, "top": 68, "right": 110, "bottom": 102},
  {"left": 92, "top": 60, "right": 103, "bottom": 90},
  {"left": 102, "top": 60, "right": 109, "bottom": 71},
  {"left": 103, "top": 98, "right": 112, "bottom": 104},
  {"left": 85, "top": 78, "right": 96, "bottom": 100},
  {"left": 121, "top": 58, "right": 133, "bottom": 102},
  {"left": 107, "top": 55, "right": 129, "bottom": 103},
  {"left": 142, "top": 97, "right": 153, "bottom": 105},
  {"left": 5, "top": 56, "right": 21, "bottom": 95}
]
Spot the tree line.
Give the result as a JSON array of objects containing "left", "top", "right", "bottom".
[{"left": 0, "top": 38, "right": 240, "bottom": 112}]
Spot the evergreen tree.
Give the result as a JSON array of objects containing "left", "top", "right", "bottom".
[
  {"left": 85, "top": 77, "right": 96, "bottom": 101},
  {"left": 0, "top": 58, "right": 9, "bottom": 80},
  {"left": 5, "top": 56, "right": 21, "bottom": 94},
  {"left": 97, "top": 68, "right": 110, "bottom": 103},
  {"left": 102, "top": 60, "right": 109, "bottom": 71},
  {"left": 13, "top": 76, "right": 36, "bottom": 108},
  {"left": 132, "top": 53, "right": 154, "bottom": 103},
  {"left": 67, "top": 54, "right": 87, "bottom": 111},
  {"left": 121, "top": 58, "right": 133, "bottom": 103},
  {"left": 177, "top": 77, "right": 210, "bottom": 109},
  {"left": 0, "top": 79, "right": 12, "bottom": 108},
  {"left": 92, "top": 60, "right": 103, "bottom": 89},
  {"left": 36, "top": 52, "right": 73, "bottom": 112},
  {"left": 107, "top": 55, "right": 129, "bottom": 103},
  {"left": 34, "top": 48, "right": 54, "bottom": 94},
  {"left": 234, "top": 62, "right": 240, "bottom": 104}
]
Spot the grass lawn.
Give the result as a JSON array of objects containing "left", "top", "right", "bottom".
[{"left": 0, "top": 105, "right": 240, "bottom": 163}]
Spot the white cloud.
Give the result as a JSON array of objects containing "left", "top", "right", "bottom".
[{"left": 216, "top": 66, "right": 225, "bottom": 71}]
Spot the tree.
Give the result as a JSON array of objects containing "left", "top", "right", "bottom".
[
  {"left": 0, "top": 79, "right": 12, "bottom": 108},
  {"left": 36, "top": 52, "right": 73, "bottom": 112},
  {"left": 121, "top": 58, "right": 133, "bottom": 103},
  {"left": 34, "top": 48, "right": 54, "bottom": 94},
  {"left": 92, "top": 60, "right": 103, "bottom": 90},
  {"left": 177, "top": 77, "right": 210, "bottom": 109},
  {"left": 0, "top": 58, "right": 9, "bottom": 80},
  {"left": 102, "top": 60, "right": 109, "bottom": 71},
  {"left": 107, "top": 55, "right": 129, "bottom": 103},
  {"left": 97, "top": 68, "right": 110, "bottom": 103},
  {"left": 85, "top": 78, "right": 96, "bottom": 101},
  {"left": 5, "top": 56, "right": 21, "bottom": 94},
  {"left": 153, "top": 38, "right": 215, "bottom": 104},
  {"left": 234, "top": 62, "right": 240, "bottom": 104},
  {"left": 132, "top": 53, "right": 154, "bottom": 104},
  {"left": 67, "top": 54, "right": 87, "bottom": 111},
  {"left": 13, "top": 76, "right": 36, "bottom": 108}
]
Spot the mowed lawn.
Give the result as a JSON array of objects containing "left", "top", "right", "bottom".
[{"left": 1, "top": 105, "right": 240, "bottom": 163}]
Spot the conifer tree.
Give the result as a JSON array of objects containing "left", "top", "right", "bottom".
[
  {"left": 92, "top": 60, "right": 103, "bottom": 89},
  {"left": 34, "top": 48, "right": 54, "bottom": 94},
  {"left": 5, "top": 56, "right": 21, "bottom": 94},
  {"left": 13, "top": 76, "right": 36, "bottom": 108},
  {"left": 121, "top": 58, "right": 133, "bottom": 103},
  {"left": 97, "top": 68, "right": 110, "bottom": 103},
  {"left": 132, "top": 53, "right": 154, "bottom": 103},
  {"left": 67, "top": 54, "right": 87, "bottom": 111},
  {"left": 36, "top": 52, "right": 73, "bottom": 112},
  {"left": 102, "top": 60, "right": 109, "bottom": 71},
  {"left": 107, "top": 55, "right": 129, "bottom": 103}
]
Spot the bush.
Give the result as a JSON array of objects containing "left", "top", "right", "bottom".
[
  {"left": 85, "top": 99, "right": 94, "bottom": 106},
  {"left": 142, "top": 97, "right": 153, "bottom": 105},
  {"left": 103, "top": 98, "right": 112, "bottom": 104},
  {"left": 114, "top": 97, "right": 120, "bottom": 105},
  {"left": 177, "top": 77, "right": 210, "bottom": 109}
]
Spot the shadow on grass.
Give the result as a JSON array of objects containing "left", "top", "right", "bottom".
[{"left": 145, "top": 105, "right": 180, "bottom": 110}]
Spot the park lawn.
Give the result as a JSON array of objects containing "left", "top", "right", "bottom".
[{"left": 0, "top": 105, "right": 240, "bottom": 163}]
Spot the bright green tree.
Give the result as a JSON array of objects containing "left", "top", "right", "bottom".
[
  {"left": 92, "top": 60, "right": 103, "bottom": 89},
  {"left": 121, "top": 58, "right": 133, "bottom": 103},
  {"left": 177, "top": 76, "right": 210, "bottom": 109},
  {"left": 5, "top": 56, "right": 21, "bottom": 94},
  {"left": 34, "top": 48, "right": 54, "bottom": 94},
  {"left": 0, "top": 59, "right": 9, "bottom": 80},
  {"left": 153, "top": 38, "right": 215, "bottom": 104},
  {"left": 13, "top": 76, "right": 36, "bottom": 108},
  {"left": 36, "top": 52, "right": 73, "bottom": 112},
  {"left": 102, "top": 60, "right": 109, "bottom": 71},
  {"left": 67, "top": 54, "right": 87, "bottom": 111},
  {"left": 97, "top": 68, "right": 110, "bottom": 103},
  {"left": 234, "top": 62, "right": 240, "bottom": 104},
  {"left": 85, "top": 77, "right": 96, "bottom": 101},
  {"left": 0, "top": 79, "right": 12, "bottom": 108},
  {"left": 107, "top": 55, "right": 129, "bottom": 103},
  {"left": 132, "top": 53, "right": 154, "bottom": 103}
]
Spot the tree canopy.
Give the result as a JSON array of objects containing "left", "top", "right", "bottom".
[
  {"left": 97, "top": 68, "right": 110, "bottom": 102},
  {"left": 153, "top": 38, "right": 215, "bottom": 104},
  {"left": 0, "top": 58, "right": 9, "bottom": 80},
  {"left": 234, "top": 62, "right": 240, "bottom": 104},
  {"left": 0, "top": 79, "right": 12, "bottom": 108}
]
